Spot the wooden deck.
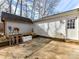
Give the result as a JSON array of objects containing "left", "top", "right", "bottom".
[
  {"left": 0, "top": 37, "right": 79, "bottom": 59},
  {"left": 27, "top": 39, "right": 79, "bottom": 59}
]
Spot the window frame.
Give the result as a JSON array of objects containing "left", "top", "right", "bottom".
[{"left": 67, "top": 19, "right": 75, "bottom": 29}]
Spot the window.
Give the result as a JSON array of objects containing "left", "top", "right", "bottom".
[{"left": 67, "top": 19, "right": 75, "bottom": 29}]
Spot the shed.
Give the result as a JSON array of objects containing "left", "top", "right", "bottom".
[{"left": 1, "top": 12, "right": 33, "bottom": 35}]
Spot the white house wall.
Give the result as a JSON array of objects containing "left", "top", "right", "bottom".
[
  {"left": 33, "top": 13, "right": 79, "bottom": 40},
  {"left": 33, "top": 23, "right": 49, "bottom": 36},
  {"left": 5, "top": 21, "right": 32, "bottom": 35},
  {"left": 33, "top": 20, "right": 66, "bottom": 38}
]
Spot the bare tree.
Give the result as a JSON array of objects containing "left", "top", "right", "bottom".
[
  {"left": 43, "top": 0, "right": 60, "bottom": 17},
  {"left": 14, "top": 0, "right": 19, "bottom": 14},
  {"left": 31, "top": 0, "right": 36, "bottom": 20},
  {"left": 31, "top": 0, "right": 60, "bottom": 20},
  {"left": 0, "top": 0, "right": 60, "bottom": 20},
  {"left": 20, "top": 0, "right": 22, "bottom": 16},
  {"left": 0, "top": 0, "right": 5, "bottom": 7},
  {"left": 25, "top": 0, "right": 28, "bottom": 17},
  {"left": 8, "top": 0, "right": 12, "bottom": 13},
  {"left": 43, "top": 0, "right": 48, "bottom": 17}
]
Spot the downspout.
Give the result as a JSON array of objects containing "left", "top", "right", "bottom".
[
  {"left": 65, "top": 20, "right": 68, "bottom": 41},
  {"left": 78, "top": 17, "right": 79, "bottom": 40}
]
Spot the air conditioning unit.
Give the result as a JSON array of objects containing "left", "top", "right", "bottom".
[{"left": 22, "top": 36, "right": 32, "bottom": 42}]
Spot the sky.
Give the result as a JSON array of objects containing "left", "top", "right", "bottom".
[
  {"left": 12, "top": 0, "right": 79, "bottom": 13},
  {"left": 55, "top": 0, "right": 79, "bottom": 12}
]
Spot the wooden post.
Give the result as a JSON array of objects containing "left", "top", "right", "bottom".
[{"left": 2, "top": 18, "right": 6, "bottom": 35}]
